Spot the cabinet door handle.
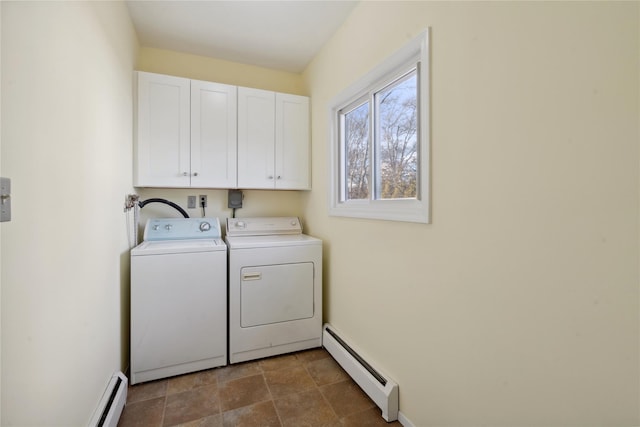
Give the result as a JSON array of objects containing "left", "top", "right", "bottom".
[
  {"left": 242, "top": 272, "right": 262, "bottom": 281},
  {"left": 182, "top": 172, "right": 189, "bottom": 176},
  {"left": 268, "top": 175, "right": 274, "bottom": 180},
  {"left": 193, "top": 172, "right": 198, "bottom": 177},
  {"left": 277, "top": 176, "right": 281, "bottom": 180}
]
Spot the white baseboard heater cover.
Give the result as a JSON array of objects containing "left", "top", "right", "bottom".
[
  {"left": 88, "top": 371, "right": 128, "bottom": 427},
  {"left": 322, "top": 323, "right": 399, "bottom": 422}
]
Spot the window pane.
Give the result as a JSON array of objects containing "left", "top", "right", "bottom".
[
  {"left": 344, "top": 102, "right": 370, "bottom": 200},
  {"left": 375, "top": 71, "right": 418, "bottom": 200}
]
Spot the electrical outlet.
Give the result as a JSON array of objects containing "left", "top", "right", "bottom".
[
  {"left": 199, "top": 195, "right": 207, "bottom": 208},
  {"left": 187, "top": 196, "right": 196, "bottom": 209}
]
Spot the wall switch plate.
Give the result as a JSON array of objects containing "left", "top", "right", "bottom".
[
  {"left": 0, "top": 177, "right": 11, "bottom": 222},
  {"left": 187, "top": 195, "right": 196, "bottom": 209},
  {"left": 199, "top": 195, "right": 207, "bottom": 208}
]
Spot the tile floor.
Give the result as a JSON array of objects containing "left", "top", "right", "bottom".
[{"left": 118, "top": 347, "right": 402, "bottom": 427}]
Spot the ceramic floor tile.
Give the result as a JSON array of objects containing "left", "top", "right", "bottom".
[
  {"left": 163, "top": 384, "right": 220, "bottom": 427},
  {"left": 264, "top": 366, "right": 317, "bottom": 398},
  {"left": 194, "top": 370, "right": 219, "bottom": 388},
  {"left": 259, "top": 353, "right": 301, "bottom": 372},
  {"left": 117, "top": 396, "right": 165, "bottom": 427},
  {"left": 218, "top": 374, "right": 271, "bottom": 412},
  {"left": 320, "top": 379, "right": 376, "bottom": 418},
  {"left": 120, "top": 348, "right": 396, "bottom": 427},
  {"left": 167, "top": 369, "right": 218, "bottom": 395},
  {"left": 295, "top": 348, "right": 331, "bottom": 364},
  {"left": 273, "top": 388, "right": 338, "bottom": 427},
  {"left": 173, "top": 414, "right": 223, "bottom": 427},
  {"left": 127, "top": 380, "right": 168, "bottom": 404},
  {"left": 339, "top": 407, "right": 403, "bottom": 426},
  {"left": 216, "top": 361, "right": 263, "bottom": 384},
  {"left": 305, "top": 356, "right": 350, "bottom": 386},
  {"left": 221, "top": 400, "right": 282, "bottom": 427}
]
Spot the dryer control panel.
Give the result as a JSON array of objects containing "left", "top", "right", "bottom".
[{"left": 227, "top": 217, "right": 301, "bottom": 237}]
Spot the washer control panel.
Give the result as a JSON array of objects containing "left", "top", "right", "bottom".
[
  {"left": 226, "top": 217, "right": 302, "bottom": 237},
  {"left": 144, "top": 217, "right": 222, "bottom": 241}
]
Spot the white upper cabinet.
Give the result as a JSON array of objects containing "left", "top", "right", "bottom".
[
  {"left": 275, "top": 93, "right": 311, "bottom": 190},
  {"left": 237, "top": 87, "right": 276, "bottom": 189},
  {"left": 135, "top": 72, "right": 191, "bottom": 187},
  {"left": 135, "top": 71, "right": 310, "bottom": 190},
  {"left": 135, "top": 72, "right": 237, "bottom": 188},
  {"left": 238, "top": 87, "right": 310, "bottom": 190},
  {"left": 191, "top": 80, "right": 237, "bottom": 188}
]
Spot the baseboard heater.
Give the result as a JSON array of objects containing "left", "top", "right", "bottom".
[
  {"left": 88, "top": 372, "right": 128, "bottom": 427},
  {"left": 322, "top": 323, "right": 399, "bottom": 422}
]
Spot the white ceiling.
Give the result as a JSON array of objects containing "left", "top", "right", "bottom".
[{"left": 126, "top": 0, "right": 358, "bottom": 73}]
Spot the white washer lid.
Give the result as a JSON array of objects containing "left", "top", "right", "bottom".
[
  {"left": 131, "top": 238, "right": 226, "bottom": 255},
  {"left": 225, "top": 234, "right": 321, "bottom": 249},
  {"left": 226, "top": 217, "right": 301, "bottom": 237}
]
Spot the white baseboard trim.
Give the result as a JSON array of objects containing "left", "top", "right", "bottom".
[
  {"left": 398, "top": 411, "right": 416, "bottom": 427},
  {"left": 88, "top": 371, "right": 127, "bottom": 427},
  {"left": 322, "top": 324, "right": 398, "bottom": 421}
]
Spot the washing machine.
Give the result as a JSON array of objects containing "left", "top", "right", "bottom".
[
  {"left": 130, "top": 217, "right": 227, "bottom": 384},
  {"left": 226, "top": 217, "right": 322, "bottom": 364}
]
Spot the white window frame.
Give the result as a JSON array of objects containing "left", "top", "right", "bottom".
[{"left": 328, "top": 30, "right": 430, "bottom": 223}]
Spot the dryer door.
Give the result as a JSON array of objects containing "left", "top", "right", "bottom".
[{"left": 241, "top": 262, "right": 314, "bottom": 327}]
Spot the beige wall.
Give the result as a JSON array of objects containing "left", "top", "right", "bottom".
[
  {"left": 138, "top": 47, "right": 307, "bottom": 95},
  {"left": 1, "top": 1, "right": 138, "bottom": 425},
  {"left": 0, "top": 1, "right": 636, "bottom": 425},
  {"left": 134, "top": 48, "right": 307, "bottom": 232},
  {"left": 0, "top": 3, "right": 3, "bottom": 422},
  {"left": 303, "top": 2, "right": 639, "bottom": 426}
]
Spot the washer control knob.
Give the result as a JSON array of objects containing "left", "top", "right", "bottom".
[
  {"left": 165, "top": 224, "right": 172, "bottom": 231},
  {"left": 153, "top": 225, "right": 160, "bottom": 231},
  {"left": 236, "top": 221, "right": 246, "bottom": 229},
  {"left": 291, "top": 219, "right": 297, "bottom": 226},
  {"left": 199, "top": 221, "right": 211, "bottom": 232}
]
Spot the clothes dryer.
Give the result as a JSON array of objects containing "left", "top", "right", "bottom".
[
  {"left": 226, "top": 217, "right": 322, "bottom": 363},
  {"left": 130, "top": 217, "right": 227, "bottom": 384}
]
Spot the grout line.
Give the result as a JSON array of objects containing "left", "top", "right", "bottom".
[
  {"left": 125, "top": 350, "right": 351, "bottom": 427},
  {"left": 261, "top": 364, "right": 285, "bottom": 426},
  {"left": 318, "top": 380, "right": 342, "bottom": 423},
  {"left": 214, "top": 385, "right": 223, "bottom": 426},
  {"left": 217, "top": 360, "right": 263, "bottom": 384},
  {"left": 301, "top": 350, "right": 343, "bottom": 424},
  {"left": 218, "top": 370, "right": 278, "bottom": 424},
  {"left": 159, "top": 393, "right": 168, "bottom": 427}
]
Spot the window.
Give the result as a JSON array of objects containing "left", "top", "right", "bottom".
[{"left": 329, "top": 30, "right": 430, "bottom": 223}]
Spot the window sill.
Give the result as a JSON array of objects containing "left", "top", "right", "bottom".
[{"left": 328, "top": 198, "right": 430, "bottom": 223}]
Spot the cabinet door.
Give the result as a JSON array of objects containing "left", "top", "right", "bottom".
[
  {"left": 275, "top": 93, "right": 310, "bottom": 190},
  {"left": 237, "top": 87, "right": 276, "bottom": 189},
  {"left": 191, "top": 80, "right": 237, "bottom": 188},
  {"left": 135, "top": 72, "right": 190, "bottom": 187}
]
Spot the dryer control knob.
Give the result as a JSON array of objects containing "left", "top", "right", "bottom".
[
  {"left": 236, "top": 221, "right": 246, "bottom": 228},
  {"left": 165, "top": 224, "right": 173, "bottom": 230},
  {"left": 199, "top": 221, "right": 211, "bottom": 232},
  {"left": 291, "top": 219, "right": 297, "bottom": 226}
]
